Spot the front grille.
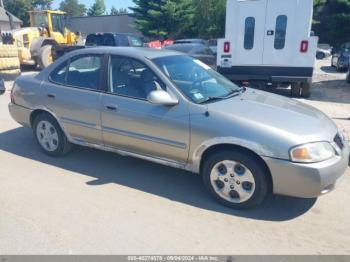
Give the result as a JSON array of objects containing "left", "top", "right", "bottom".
[{"left": 334, "top": 133, "right": 345, "bottom": 150}]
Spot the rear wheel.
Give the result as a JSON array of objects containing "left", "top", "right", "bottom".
[
  {"left": 291, "top": 83, "right": 301, "bottom": 97},
  {"left": 301, "top": 82, "right": 311, "bottom": 98},
  {"left": 33, "top": 113, "right": 71, "bottom": 156},
  {"left": 316, "top": 52, "right": 325, "bottom": 60},
  {"left": 38, "top": 45, "right": 53, "bottom": 69},
  {"left": 202, "top": 150, "right": 270, "bottom": 209}
]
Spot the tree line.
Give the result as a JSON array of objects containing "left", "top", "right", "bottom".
[
  {"left": 4, "top": 0, "right": 128, "bottom": 26},
  {"left": 4, "top": 0, "right": 350, "bottom": 47}
]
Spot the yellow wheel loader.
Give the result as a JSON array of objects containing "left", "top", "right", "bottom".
[{"left": 5, "top": 10, "right": 79, "bottom": 69}]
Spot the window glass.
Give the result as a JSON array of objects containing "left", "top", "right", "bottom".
[
  {"left": 153, "top": 55, "right": 240, "bottom": 104},
  {"left": 274, "top": 15, "right": 287, "bottom": 50},
  {"left": 127, "top": 35, "right": 143, "bottom": 47},
  {"left": 51, "top": 14, "right": 64, "bottom": 34},
  {"left": 66, "top": 55, "right": 102, "bottom": 90},
  {"left": 109, "top": 56, "right": 164, "bottom": 99},
  {"left": 244, "top": 17, "right": 255, "bottom": 50},
  {"left": 116, "top": 35, "right": 129, "bottom": 46},
  {"left": 49, "top": 61, "right": 67, "bottom": 84}
]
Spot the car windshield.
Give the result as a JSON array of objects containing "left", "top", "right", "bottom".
[{"left": 153, "top": 55, "right": 241, "bottom": 104}]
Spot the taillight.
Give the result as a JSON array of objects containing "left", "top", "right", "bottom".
[
  {"left": 300, "top": 40, "right": 308, "bottom": 53},
  {"left": 224, "top": 41, "right": 230, "bottom": 53}
]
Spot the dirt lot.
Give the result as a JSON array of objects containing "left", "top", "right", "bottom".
[{"left": 0, "top": 59, "right": 349, "bottom": 255}]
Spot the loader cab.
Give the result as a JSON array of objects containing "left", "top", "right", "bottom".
[{"left": 29, "top": 10, "right": 67, "bottom": 44}]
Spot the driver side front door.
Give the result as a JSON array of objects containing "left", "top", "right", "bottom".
[{"left": 100, "top": 55, "right": 190, "bottom": 164}]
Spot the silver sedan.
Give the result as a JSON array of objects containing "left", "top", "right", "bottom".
[{"left": 8, "top": 47, "right": 350, "bottom": 209}]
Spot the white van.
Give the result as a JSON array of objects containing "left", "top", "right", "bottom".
[{"left": 217, "top": 0, "right": 318, "bottom": 97}]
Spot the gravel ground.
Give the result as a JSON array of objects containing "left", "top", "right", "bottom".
[{"left": 0, "top": 59, "right": 349, "bottom": 255}]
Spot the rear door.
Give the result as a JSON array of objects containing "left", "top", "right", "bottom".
[
  {"left": 233, "top": 0, "right": 267, "bottom": 65},
  {"left": 263, "top": 0, "right": 296, "bottom": 65}
]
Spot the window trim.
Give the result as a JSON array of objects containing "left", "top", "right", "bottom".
[
  {"left": 48, "top": 53, "right": 106, "bottom": 93},
  {"left": 106, "top": 54, "right": 166, "bottom": 101},
  {"left": 274, "top": 15, "right": 288, "bottom": 50},
  {"left": 244, "top": 16, "right": 255, "bottom": 50}
]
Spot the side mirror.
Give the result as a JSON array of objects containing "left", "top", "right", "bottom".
[
  {"left": 0, "top": 79, "right": 5, "bottom": 95},
  {"left": 147, "top": 89, "right": 178, "bottom": 106}
]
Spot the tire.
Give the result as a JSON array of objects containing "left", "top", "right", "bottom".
[
  {"left": 291, "top": 83, "right": 301, "bottom": 97},
  {"left": 316, "top": 52, "right": 325, "bottom": 60},
  {"left": 0, "top": 45, "right": 19, "bottom": 58},
  {"left": 38, "top": 45, "right": 53, "bottom": 69},
  {"left": 301, "top": 82, "right": 311, "bottom": 98},
  {"left": 0, "top": 69, "right": 21, "bottom": 81},
  {"left": 346, "top": 71, "right": 350, "bottom": 83},
  {"left": 0, "top": 57, "right": 20, "bottom": 70},
  {"left": 202, "top": 150, "right": 270, "bottom": 209},
  {"left": 33, "top": 113, "right": 72, "bottom": 157},
  {"left": 336, "top": 62, "right": 342, "bottom": 72}
]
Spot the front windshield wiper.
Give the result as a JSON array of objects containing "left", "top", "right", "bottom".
[{"left": 199, "top": 87, "right": 246, "bottom": 104}]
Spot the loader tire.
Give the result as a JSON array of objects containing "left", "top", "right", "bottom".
[
  {"left": 0, "top": 69, "right": 21, "bottom": 81},
  {"left": 38, "top": 45, "right": 53, "bottom": 69},
  {"left": 0, "top": 57, "right": 20, "bottom": 70},
  {"left": 0, "top": 45, "right": 19, "bottom": 58}
]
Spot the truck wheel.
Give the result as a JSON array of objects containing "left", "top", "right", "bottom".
[
  {"left": 202, "top": 150, "right": 270, "bottom": 209},
  {"left": 38, "top": 45, "right": 53, "bottom": 69},
  {"left": 301, "top": 82, "right": 311, "bottom": 98},
  {"left": 291, "top": 83, "right": 301, "bottom": 97},
  {"left": 33, "top": 113, "right": 72, "bottom": 156},
  {"left": 316, "top": 52, "right": 325, "bottom": 60}
]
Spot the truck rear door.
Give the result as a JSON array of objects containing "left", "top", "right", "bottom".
[
  {"left": 233, "top": 0, "right": 266, "bottom": 65},
  {"left": 262, "top": 0, "right": 297, "bottom": 65}
]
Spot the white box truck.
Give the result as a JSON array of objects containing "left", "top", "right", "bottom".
[{"left": 217, "top": 0, "right": 318, "bottom": 97}]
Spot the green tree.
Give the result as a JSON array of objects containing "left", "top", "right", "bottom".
[
  {"left": 313, "top": 0, "right": 350, "bottom": 47},
  {"left": 87, "top": 0, "right": 106, "bottom": 16},
  {"left": 4, "top": 0, "right": 32, "bottom": 26},
  {"left": 110, "top": 6, "right": 128, "bottom": 15},
  {"left": 130, "top": 0, "right": 195, "bottom": 39},
  {"left": 192, "top": 0, "right": 226, "bottom": 39},
  {"left": 32, "top": 0, "right": 53, "bottom": 9},
  {"left": 59, "top": 0, "right": 86, "bottom": 17}
]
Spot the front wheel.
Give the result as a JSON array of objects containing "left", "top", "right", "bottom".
[
  {"left": 33, "top": 113, "right": 72, "bottom": 156},
  {"left": 202, "top": 150, "right": 270, "bottom": 209},
  {"left": 38, "top": 45, "right": 53, "bottom": 69}
]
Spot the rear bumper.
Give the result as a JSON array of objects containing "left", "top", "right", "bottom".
[
  {"left": 8, "top": 103, "right": 32, "bottom": 127},
  {"left": 263, "top": 144, "right": 349, "bottom": 198},
  {"left": 218, "top": 66, "right": 313, "bottom": 82}
]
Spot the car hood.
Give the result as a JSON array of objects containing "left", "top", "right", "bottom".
[{"left": 207, "top": 89, "right": 338, "bottom": 144}]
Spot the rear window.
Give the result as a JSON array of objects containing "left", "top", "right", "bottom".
[
  {"left": 128, "top": 35, "right": 143, "bottom": 47},
  {"left": 274, "top": 15, "right": 288, "bottom": 50},
  {"left": 244, "top": 17, "right": 255, "bottom": 50},
  {"left": 86, "top": 34, "right": 115, "bottom": 46}
]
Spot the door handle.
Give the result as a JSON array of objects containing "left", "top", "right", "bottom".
[
  {"left": 267, "top": 30, "right": 274, "bottom": 36},
  {"left": 105, "top": 105, "right": 118, "bottom": 111},
  {"left": 47, "top": 93, "right": 56, "bottom": 98}
]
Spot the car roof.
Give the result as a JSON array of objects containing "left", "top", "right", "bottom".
[{"left": 68, "top": 47, "right": 183, "bottom": 59}]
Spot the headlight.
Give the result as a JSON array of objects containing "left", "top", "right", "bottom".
[{"left": 290, "top": 142, "right": 335, "bottom": 163}]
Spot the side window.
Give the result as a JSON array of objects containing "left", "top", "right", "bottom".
[
  {"left": 66, "top": 55, "right": 102, "bottom": 90},
  {"left": 49, "top": 61, "right": 68, "bottom": 84},
  {"left": 244, "top": 17, "right": 255, "bottom": 50},
  {"left": 109, "top": 56, "right": 164, "bottom": 100},
  {"left": 274, "top": 15, "right": 287, "bottom": 50}
]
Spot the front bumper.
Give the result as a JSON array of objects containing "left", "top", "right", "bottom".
[
  {"left": 263, "top": 144, "right": 349, "bottom": 198},
  {"left": 8, "top": 103, "right": 32, "bottom": 127}
]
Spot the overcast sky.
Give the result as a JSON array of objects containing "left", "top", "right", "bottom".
[{"left": 52, "top": 0, "right": 135, "bottom": 12}]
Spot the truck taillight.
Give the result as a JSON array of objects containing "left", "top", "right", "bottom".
[
  {"left": 300, "top": 40, "right": 309, "bottom": 53},
  {"left": 224, "top": 42, "right": 230, "bottom": 53}
]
